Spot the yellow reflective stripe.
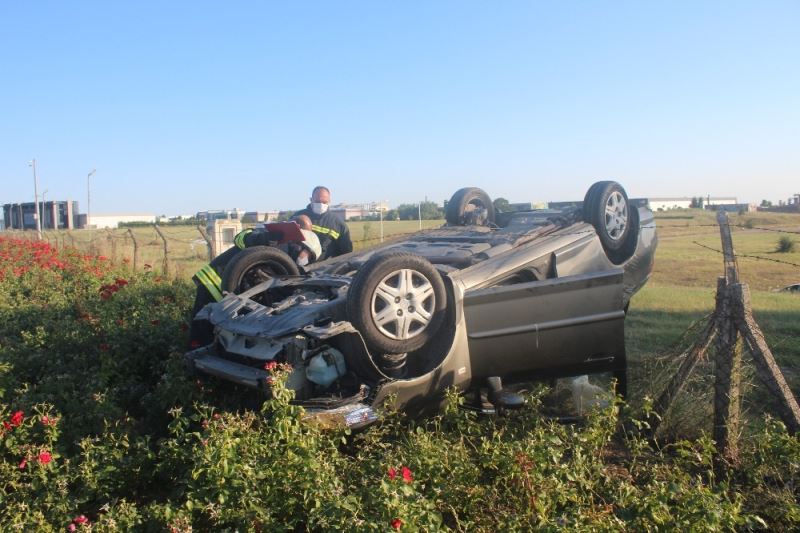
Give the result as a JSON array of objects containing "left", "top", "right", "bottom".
[
  {"left": 234, "top": 229, "right": 253, "bottom": 249},
  {"left": 201, "top": 265, "right": 222, "bottom": 286},
  {"left": 195, "top": 270, "right": 224, "bottom": 301},
  {"left": 311, "top": 224, "right": 339, "bottom": 239}
]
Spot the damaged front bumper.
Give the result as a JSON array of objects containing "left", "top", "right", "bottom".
[{"left": 185, "top": 344, "right": 381, "bottom": 429}]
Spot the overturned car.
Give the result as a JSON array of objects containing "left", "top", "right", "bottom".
[{"left": 185, "top": 181, "right": 657, "bottom": 427}]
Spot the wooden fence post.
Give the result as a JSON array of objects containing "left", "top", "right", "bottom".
[
  {"left": 712, "top": 211, "right": 743, "bottom": 464},
  {"left": 106, "top": 228, "right": 117, "bottom": 261},
  {"left": 733, "top": 284, "right": 800, "bottom": 432},
  {"left": 713, "top": 277, "right": 743, "bottom": 465},
  {"left": 197, "top": 225, "right": 213, "bottom": 261},
  {"left": 127, "top": 228, "right": 140, "bottom": 271},
  {"left": 153, "top": 225, "right": 170, "bottom": 277}
]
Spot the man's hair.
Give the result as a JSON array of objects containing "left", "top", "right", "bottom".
[{"left": 311, "top": 185, "right": 330, "bottom": 197}]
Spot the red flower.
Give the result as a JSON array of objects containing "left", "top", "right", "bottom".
[
  {"left": 150, "top": 319, "right": 160, "bottom": 325},
  {"left": 2, "top": 421, "right": 11, "bottom": 431},
  {"left": 401, "top": 466, "right": 413, "bottom": 483},
  {"left": 388, "top": 467, "right": 397, "bottom": 480},
  {"left": 68, "top": 524, "right": 77, "bottom": 532},
  {"left": 41, "top": 415, "right": 55, "bottom": 426},
  {"left": 264, "top": 361, "right": 278, "bottom": 371},
  {"left": 391, "top": 518, "right": 403, "bottom": 530},
  {"left": 19, "top": 458, "right": 27, "bottom": 470},
  {"left": 10, "top": 410, "right": 24, "bottom": 427},
  {"left": 38, "top": 451, "right": 52, "bottom": 465},
  {"left": 73, "top": 515, "right": 89, "bottom": 525},
  {"left": 99, "top": 343, "right": 110, "bottom": 352},
  {"left": 115, "top": 278, "right": 128, "bottom": 286}
]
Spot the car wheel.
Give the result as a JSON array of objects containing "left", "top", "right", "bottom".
[
  {"left": 220, "top": 246, "right": 300, "bottom": 294},
  {"left": 347, "top": 251, "right": 447, "bottom": 354},
  {"left": 583, "top": 181, "right": 631, "bottom": 253},
  {"left": 446, "top": 187, "right": 495, "bottom": 226}
]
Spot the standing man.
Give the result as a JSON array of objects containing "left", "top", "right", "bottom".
[{"left": 292, "top": 185, "right": 353, "bottom": 260}]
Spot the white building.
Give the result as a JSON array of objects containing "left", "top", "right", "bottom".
[
  {"left": 648, "top": 197, "right": 737, "bottom": 211},
  {"left": 87, "top": 214, "right": 157, "bottom": 229}
]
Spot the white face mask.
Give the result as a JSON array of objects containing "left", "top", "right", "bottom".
[
  {"left": 311, "top": 202, "right": 328, "bottom": 215},
  {"left": 297, "top": 255, "right": 309, "bottom": 266}
]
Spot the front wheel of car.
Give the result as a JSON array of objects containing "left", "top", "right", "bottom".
[
  {"left": 220, "top": 246, "right": 300, "bottom": 294},
  {"left": 347, "top": 252, "right": 447, "bottom": 355}
]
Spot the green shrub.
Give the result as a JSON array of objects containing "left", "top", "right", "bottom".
[{"left": 776, "top": 236, "right": 796, "bottom": 253}]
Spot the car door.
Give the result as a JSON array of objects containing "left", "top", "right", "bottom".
[{"left": 462, "top": 239, "right": 626, "bottom": 379}]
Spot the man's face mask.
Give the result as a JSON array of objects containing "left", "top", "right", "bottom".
[
  {"left": 311, "top": 202, "right": 328, "bottom": 215},
  {"left": 297, "top": 254, "right": 309, "bottom": 266}
]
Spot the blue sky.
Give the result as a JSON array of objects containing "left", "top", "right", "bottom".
[{"left": 1, "top": 1, "right": 798, "bottom": 215}]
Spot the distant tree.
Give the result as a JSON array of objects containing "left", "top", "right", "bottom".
[
  {"left": 760, "top": 199, "right": 773, "bottom": 207},
  {"left": 396, "top": 201, "right": 443, "bottom": 220},
  {"left": 419, "top": 200, "right": 443, "bottom": 220},
  {"left": 493, "top": 197, "right": 511, "bottom": 213},
  {"left": 385, "top": 209, "right": 399, "bottom": 221},
  {"left": 690, "top": 197, "right": 699, "bottom": 208},
  {"left": 396, "top": 204, "right": 417, "bottom": 220}
]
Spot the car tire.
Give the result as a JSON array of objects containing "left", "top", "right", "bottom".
[
  {"left": 220, "top": 246, "right": 300, "bottom": 294},
  {"left": 446, "top": 187, "right": 495, "bottom": 226},
  {"left": 608, "top": 204, "right": 640, "bottom": 265},
  {"left": 583, "top": 181, "right": 631, "bottom": 253},
  {"left": 347, "top": 251, "right": 447, "bottom": 354}
]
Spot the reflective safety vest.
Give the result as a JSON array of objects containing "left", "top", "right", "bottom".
[
  {"left": 310, "top": 224, "right": 341, "bottom": 240},
  {"left": 194, "top": 263, "right": 223, "bottom": 302},
  {"left": 234, "top": 228, "right": 253, "bottom": 249},
  {"left": 193, "top": 228, "right": 255, "bottom": 302}
]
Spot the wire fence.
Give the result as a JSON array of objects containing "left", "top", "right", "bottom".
[{"left": 3, "top": 217, "right": 798, "bottom": 281}]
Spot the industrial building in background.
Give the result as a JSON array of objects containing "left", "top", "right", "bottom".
[{"left": 3, "top": 201, "right": 81, "bottom": 230}]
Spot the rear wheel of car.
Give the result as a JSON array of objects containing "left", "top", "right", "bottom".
[
  {"left": 446, "top": 187, "right": 495, "bottom": 226},
  {"left": 220, "top": 246, "right": 300, "bottom": 294},
  {"left": 347, "top": 252, "right": 447, "bottom": 354},
  {"left": 583, "top": 181, "right": 631, "bottom": 253}
]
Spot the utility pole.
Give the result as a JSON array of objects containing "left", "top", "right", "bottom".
[
  {"left": 87, "top": 168, "right": 96, "bottom": 229},
  {"left": 418, "top": 202, "right": 422, "bottom": 231},
  {"left": 28, "top": 159, "right": 42, "bottom": 240},
  {"left": 41, "top": 189, "right": 48, "bottom": 229}
]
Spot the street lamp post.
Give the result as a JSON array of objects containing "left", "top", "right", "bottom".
[
  {"left": 41, "top": 189, "right": 48, "bottom": 229},
  {"left": 28, "top": 159, "right": 42, "bottom": 240},
  {"left": 87, "top": 168, "right": 96, "bottom": 229}
]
